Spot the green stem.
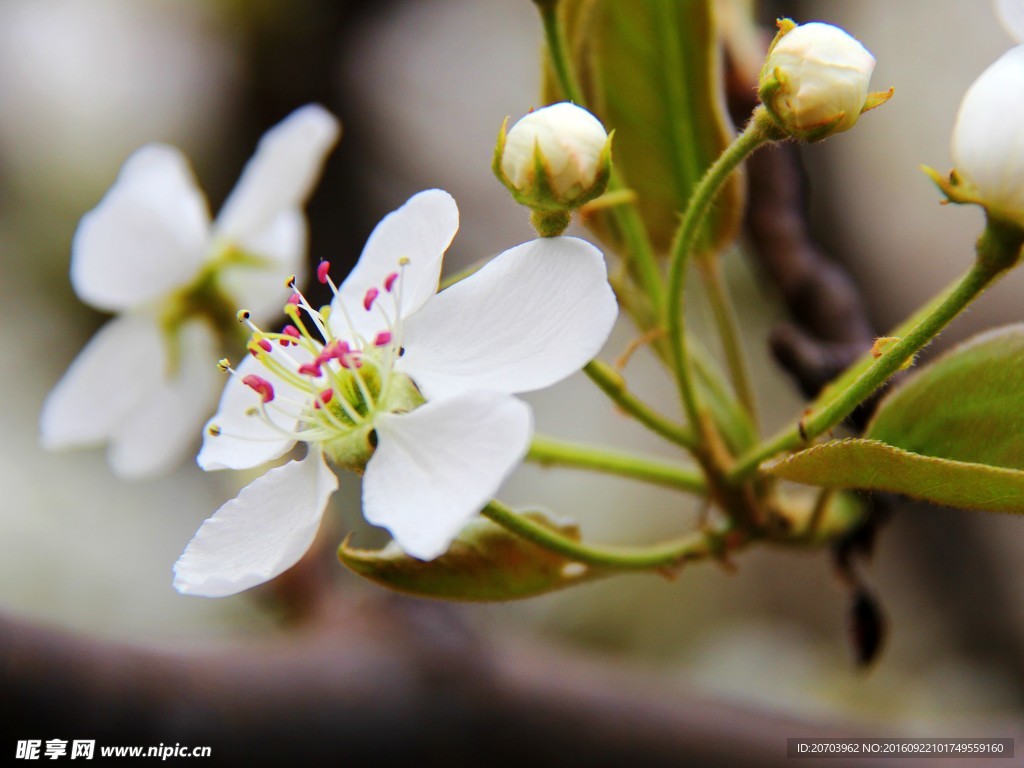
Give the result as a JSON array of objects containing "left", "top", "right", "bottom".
[
  {"left": 731, "top": 252, "right": 1012, "bottom": 481},
  {"left": 536, "top": 0, "right": 664, "bottom": 315},
  {"left": 698, "top": 258, "right": 758, "bottom": 428},
  {"left": 482, "top": 499, "right": 729, "bottom": 569},
  {"left": 537, "top": 2, "right": 584, "bottom": 104},
  {"left": 666, "top": 109, "right": 774, "bottom": 430},
  {"left": 528, "top": 434, "right": 707, "bottom": 495},
  {"left": 440, "top": 258, "right": 487, "bottom": 290},
  {"left": 584, "top": 360, "right": 696, "bottom": 449},
  {"left": 610, "top": 173, "right": 666, "bottom": 315}
]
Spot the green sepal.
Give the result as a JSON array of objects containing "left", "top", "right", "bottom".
[
  {"left": 921, "top": 165, "right": 985, "bottom": 208},
  {"left": 862, "top": 88, "right": 894, "bottom": 114},
  {"left": 339, "top": 510, "right": 605, "bottom": 601}
]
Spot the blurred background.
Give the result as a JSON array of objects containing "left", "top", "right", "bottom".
[{"left": 3, "top": 0, "right": 1024, "bottom": 761}]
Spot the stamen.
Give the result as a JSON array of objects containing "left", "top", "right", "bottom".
[
  {"left": 287, "top": 294, "right": 301, "bottom": 306},
  {"left": 339, "top": 351, "right": 362, "bottom": 370},
  {"left": 280, "top": 325, "right": 300, "bottom": 346},
  {"left": 257, "top": 338, "right": 272, "bottom": 353},
  {"left": 374, "top": 331, "right": 392, "bottom": 347},
  {"left": 317, "top": 261, "right": 332, "bottom": 284},
  {"left": 363, "top": 287, "right": 379, "bottom": 311},
  {"left": 384, "top": 272, "right": 399, "bottom": 293},
  {"left": 286, "top": 282, "right": 332, "bottom": 341},
  {"left": 207, "top": 424, "right": 222, "bottom": 437},
  {"left": 217, "top": 358, "right": 231, "bottom": 372},
  {"left": 298, "top": 362, "right": 322, "bottom": 377},
  {"left": 313, "top": 388, "right": 334, "bottom": 410},
  {"left": 242, "top": 375, "right": 275, "bottom": 403},
  {"left": 319, "top": 340, "right": 350, "bottom": 365},
  {"left": 236, "top": 309, "right": 251, "bottom": 322}
]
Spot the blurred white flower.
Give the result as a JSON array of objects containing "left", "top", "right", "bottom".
[
  {"left": 951, "top": 46, "right": 1024, "bottom": 228},
  {"left": 759, "top": 21, "right": 883, "bottom": 142},
  {"left": 173, "top": 190, "right": 618, "bottom": 597},
  {"left": 0, "top": 0, "right": 239, "bottom": 194},
  {"left": 40, "top": 105, "right": 340, "bottom": 479},
  {"left": 496, "top": 102, "right": 612, "bottom": 208}
]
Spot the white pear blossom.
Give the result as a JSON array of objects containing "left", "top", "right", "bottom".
[
  {"left": 947, "top": 3, "right": 1024, "bottom": 228},
  {"left": 927, "top": 2, "right": 1024, "bottom": 225},
  {"left": 759, "top": 21, "right": 880, "bottom": 142},
  {"left": 40, "top": 105, "right": 340, "bottom": 478},
  {"left": 173, "top": 189, "right": 617, "bottom": 597}
]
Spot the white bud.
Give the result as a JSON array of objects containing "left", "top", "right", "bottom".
[
  {"left": 951, "top": 46, "right": 1024, "bottom": 228},
  {"left": 496, "top": 103, "right": 611, "bottom": 206},
  {"left": 759, "top": 21, "right": 879, "bottom": 142}
]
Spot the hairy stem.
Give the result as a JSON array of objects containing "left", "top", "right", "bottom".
[
  {"left": 483, "top": 500, "right": 729, "bottom": 570},
  {"left": 527, "top": 434, "right": 707, "bottom": 495},
  {"left": 697, "top": 257, "right": 758, "bottom": 428},
  {"left": 666, "top": 109, "right": 773, "bottom": 432},
  {"left": 583, "top": 360, "right": 696, "bottom": 450}
]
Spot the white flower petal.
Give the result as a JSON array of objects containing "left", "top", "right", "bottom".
[
  {"left": 363, "top": 392, "right": 533, "bottom": 560},
  {"left": 218, "top": 208, "right": 307, "bottom": 323},
  {"left": 41, "top": 313, "right": 163, "bottom": 450},
  {"left": 71, "top": 145, "right": 211, "bottom": 311},
  {"left": 397, "top": 236, "right": 617, "bottom": 399},
  {"left": 952, "top": 46, "right": 1024, "bottom": 227},
  {"left": 107, "top": 320, "right": 221, "bottom": 479},
  {"left": 997, "top": 0, "right": 1024, "bottom": 43},
  {"left": 197, "top": 345, "right": 314, "bottom": 472},
  {"left": 329, "top": 190, "right": 458, "bottom": 341},
  {"left": 214, "top": 104, "right": 339, "bottom": 243},
  {"left": 173, "top": 449, "right": 339, "bottom": 597}
]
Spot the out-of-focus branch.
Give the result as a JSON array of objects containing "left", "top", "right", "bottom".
[
  {"left": 745, "top": 142, "right": 877, "bottom": 402},
  {"left": 2, "top": 599, "right": 1017, "bottom": 767}
]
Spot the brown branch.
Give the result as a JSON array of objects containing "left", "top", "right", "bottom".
[{"left": 2, "top": 597, "right": 1017, "bottom": 767}]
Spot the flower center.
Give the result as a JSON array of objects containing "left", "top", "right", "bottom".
[{"left": 206, "top": 259, "right": 423, "bottom": 470}]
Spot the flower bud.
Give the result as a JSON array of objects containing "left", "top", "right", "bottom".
[
  {"left": 493, "top": 102, "right": 612, "bottom": 227},
  {"left": 758, "top": 20, "right": 891, "bottom": 142},
  {"left": 948, "top": 46, "right": 1024, "bottom": 229}
]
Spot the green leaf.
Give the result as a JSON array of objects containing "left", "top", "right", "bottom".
[
  {"left": 866, "top": 325, "right": 1024, "bottom": 469},
  {"left": 767, "top": 439, "right": 1024, "bottom": 514},
  {"left": 339, "top": 511, "right": 603, "bottom": 601},
  {"left": 550, "top": 0, "right": 741, "bottom": 254}
]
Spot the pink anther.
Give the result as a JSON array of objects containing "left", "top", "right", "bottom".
[
  {"left": 373, "top": 331, "right": 392, "bottom": 347},
  {"left": 298, "top": 362, "right": 322, "bottom": 377},
  {"left": 339, "top": 351, "right": 363, "bottom": 369},
  {"left": 363, "top": 287, "right": 379, "bottom": 311},
  {"left": 313, "top": 388, "right": 334, "bottom": 410},
  {"left": 287, "top": 294, "right": 302, "bottom": 306},
  {"left": 257, "top": 338, "right": 272, "bottom": 353},
  {"left": 384, "top": 272, "right": 399, "bottom": 293},
  {"left": 242, "top": 375, "right": 275, "bottom": 403},
  {"left": 317, "top": 261, "right": 332, "bottom": 284},
  {"left": 280, "top": 325, "right": 300, "bottom": 346}
]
